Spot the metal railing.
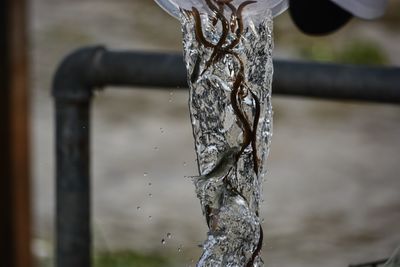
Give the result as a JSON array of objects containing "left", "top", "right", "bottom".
[{"left": 52, "top": 45, "right": 400, "bottom": 267}]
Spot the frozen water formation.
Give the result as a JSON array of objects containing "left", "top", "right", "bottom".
[
  {"left": 155, "top": 0, "right": 288, "bottom": 21},
  {"left": 154, "top": 0, "right": 282, "bottom": 266}
]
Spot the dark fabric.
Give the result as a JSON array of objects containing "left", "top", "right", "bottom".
[{"left": 289, "top": 0, "right": 353, "bottom": 35}]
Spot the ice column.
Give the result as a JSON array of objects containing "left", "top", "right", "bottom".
[{"left": 179, "top": 2, "right": 274, "bottom": 266}]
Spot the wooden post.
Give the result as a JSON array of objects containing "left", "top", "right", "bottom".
[{"left": 0, "top": 0, "right": 32, "bottom": 266}]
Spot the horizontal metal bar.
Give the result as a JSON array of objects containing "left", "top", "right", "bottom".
[
  {"left": 274, "top": 60, "right": 400, "bottom": 104},
  {"left": 53, "top": 46, "right": 400, "bottom": 104},
  {"left": 95, "top": 49, "right": 188, "bottom": 89}
]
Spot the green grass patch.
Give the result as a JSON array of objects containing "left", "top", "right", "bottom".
[{"left": 299, "top": 39, "right": 388, "bottom": 65}]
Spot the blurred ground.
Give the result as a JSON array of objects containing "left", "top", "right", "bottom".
[{"left": 30, "top": 0, "right": 400, "bottom": 266}]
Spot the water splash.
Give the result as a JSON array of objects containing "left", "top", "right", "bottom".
[{"left": 179, "top": 1, "right": 274, "bottom": 266}]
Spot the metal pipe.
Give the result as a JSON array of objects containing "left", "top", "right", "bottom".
[
  {"left": 52, "top": 45, "right": 400, "bottom": 267},
  {"left": 95, "top": 50, "right": 188, "bottom": 88},
  {"left": 53, "top": 47, "right": 100, "bottom": 267},
  {"left": 274, "top": 60, "right": 400, "bottom": 104},
  {"left": 55, "top": 100, "right": 91, "bottom": 267},
  {"left": 53, "top": 46, "right": 400, "bottom": 103}
]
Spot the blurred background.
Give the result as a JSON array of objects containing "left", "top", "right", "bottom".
[{"left": 3, "top": 0, "right": 400, "bottom": 266}]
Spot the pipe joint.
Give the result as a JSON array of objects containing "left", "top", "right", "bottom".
[{"left": 52, "top": 46, "right": 106, "bottom": 102}]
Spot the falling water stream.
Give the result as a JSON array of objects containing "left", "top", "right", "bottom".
[{"left": 156, "top": 0, "right": 280, "bottom": 266}]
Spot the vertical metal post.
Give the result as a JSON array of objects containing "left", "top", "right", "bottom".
[
  {"left": 52, "top": 46, "right": 102, "bottom": 267},
  {"left": 55, "top": 100, "right": 91, "bottom": 267}
]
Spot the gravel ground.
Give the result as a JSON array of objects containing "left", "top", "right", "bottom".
[{"left": 31, "top": 0, "right": 400, "bottom": 266}]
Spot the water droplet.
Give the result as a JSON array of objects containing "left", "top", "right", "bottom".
[
  {"left": 183, "top": 161, "right": 187, "bottom": 167},
  {"left": 167, "top": 233, "right": 172, "bottom": 239},
  {"left": 161, "top": 239, "right": 166, "bottom": 245},
  {"left": 178, "top": 245, "right": 182, "bottom": 252},
  {"left": 136, "top": 206, "right": 141, "bottom": 211},
  {"left": 168, "top": 98, "right": 173, "bottom": 103},
  {"left": 148, "top": 182, "right": 152, "bottom": 186},
  {"left": 143, "top": 172, "right": 148, "bottom": 177},
  {"left": 148, "top": 193, "right": 152, "bottom": 198},
  {"left": 160, "top": 127, "right": 164, "bottom": 134},
  {"left": 169, "top": 91, "right": 174, "bottom": 96},
  {"left": 148, "top": 216, "right": 152, "bottom": 220},
  {"left": 154, "top": 146, "right": 159, "bottom": 150}
]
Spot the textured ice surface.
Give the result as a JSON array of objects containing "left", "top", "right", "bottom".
[
  {"left": 154, "top": 0, "right": 288, "bottom": 21},
  {"left": 180, "top": 4, "right": 273, "bottom": 267}
]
